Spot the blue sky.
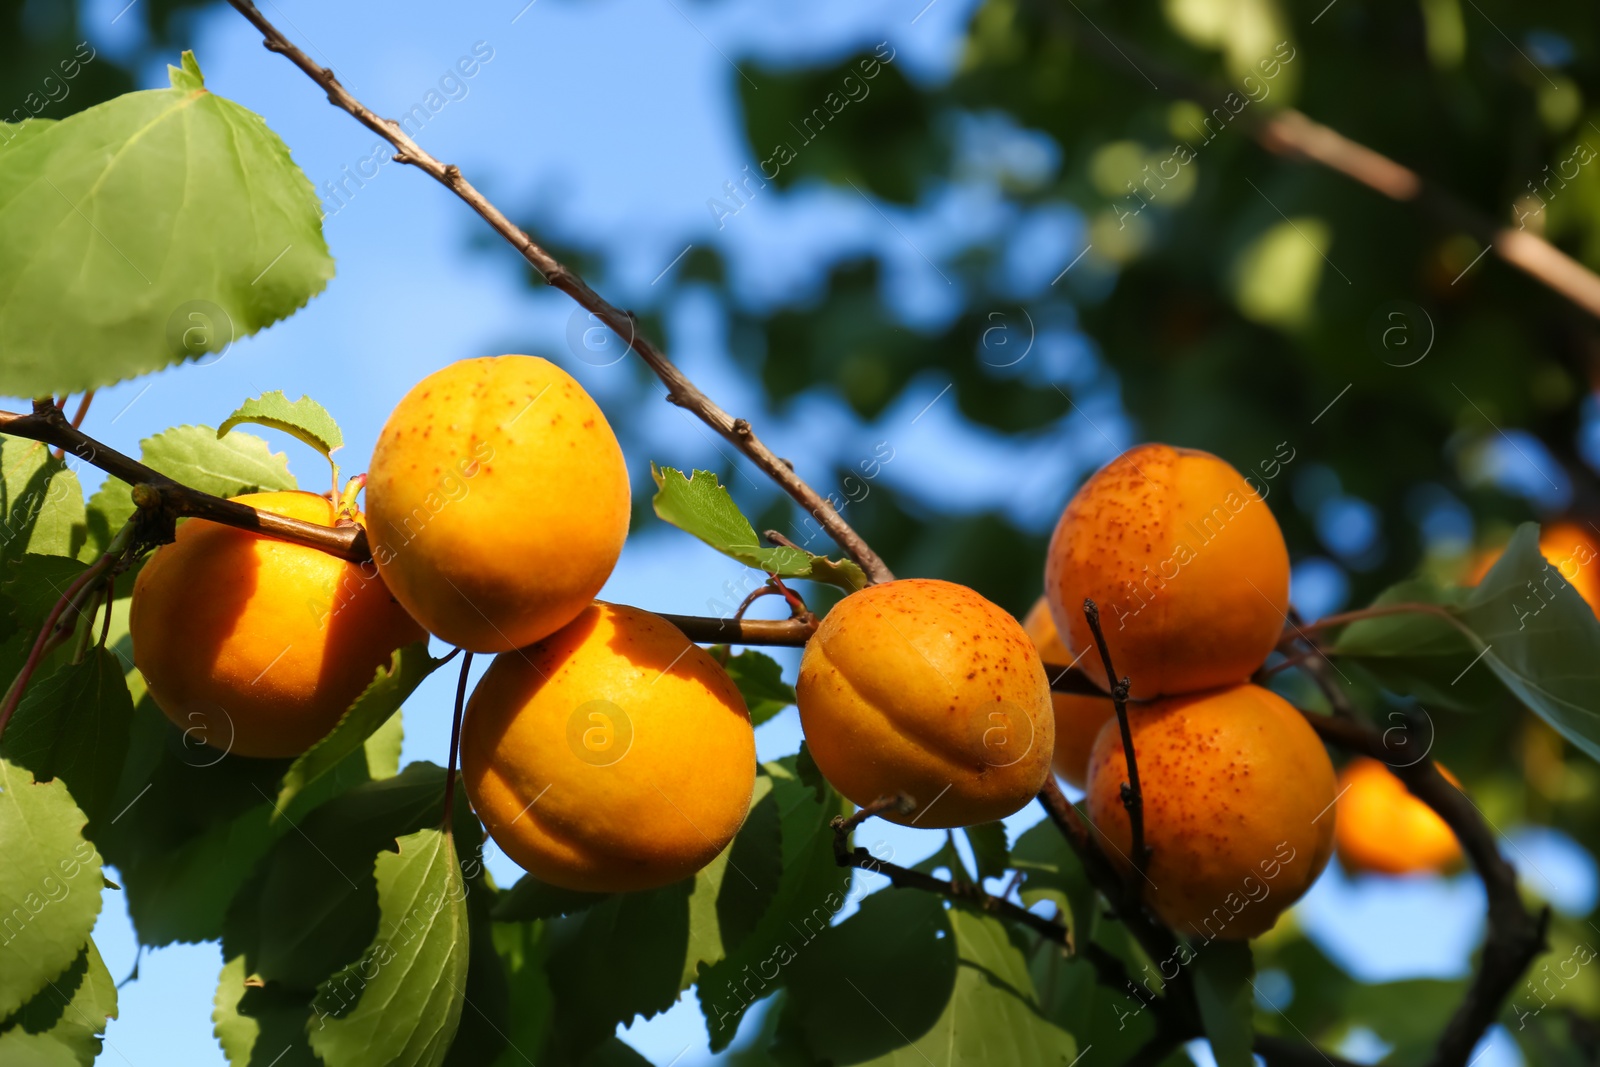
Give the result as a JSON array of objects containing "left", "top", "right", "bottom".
[{"left": 28, "top": 0, "right": 1592, "bottom": 1063}]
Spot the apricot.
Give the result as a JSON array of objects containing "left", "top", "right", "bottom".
[
  {"left": 1466, "top": 522, "right": 1600, "bottom": 612},
  {"left": 130, "top": 491, "right": 426, "bottom": 759},
  {"left": 1045, "top": 444, "right": 1290, "bottom": 699},
  {"left": 366, "top": 355, "right": 630, "bottom": 653},
  {"left": 1335, "top": 757, "right": 1463, "bottom": 876},
  {"left": 796, "top": 578, "right": 1054, "bottom": 828},
  {"left": 1021, "top": 596, "right": 1114, "bottom": 789},
  {"left": 1085, "top": 683, "right": 1335, "bottom": 940},
  {"left": 461, "top": 602, "right": 755, "bottom": 892}
]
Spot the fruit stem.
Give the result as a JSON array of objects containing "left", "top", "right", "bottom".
[
  {"left": 336, "top": 473, "right": 366, "bottom": 526},
  {"left": 1082, "top": 598, "right": 1152, "bottom": 883},
  {"left": 441, "top": 650, "right": 474, "bottom": 838}
]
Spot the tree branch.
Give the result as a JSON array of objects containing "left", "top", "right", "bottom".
[
  {"left": 0, "top": 403, "right": 369, "bottom": 562},
  {"left": 1053, "top": 12, "right": 1600, "bottom": 322},
  {"left": 224, "top": 0, "right": 893, "bottom": 585},
  {"left": 1303, "top": 709, "right": 1550, "bottom": 1067},
  {"left": 660, "top": 612, "right": 817, "bottom": 646}
]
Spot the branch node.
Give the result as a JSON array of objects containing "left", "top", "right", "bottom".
[{"left": 732, "top": 418, "right": 751, "bottom": 437}]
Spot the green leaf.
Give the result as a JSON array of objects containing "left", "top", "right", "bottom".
[
  {"left": 1, "top": 555, "right": 88, "bottom": 637},
  {"left": 650, "top": 465, "right": 867, "bottom": 590},
  {"left": 0, "top": 119, "right": 57, "bottom": 155},
  {"left": 1193, "top": 941, "right": 1255, "bottom": 1067},
  {"left": 964, "top": 822, "right": 1009, "bottom": 883},
  {"left": 0, "top": 52, "right": 334, "bottom": 395},
  {"left": 134, "top": 425, "right": 298, "bottom": 498},
  {"left": 219, "top": 391, "right": 344, "bottom": 478},
  {"left": 1334, "top": 523, "right": 1600, "bottom": 762},
  {"left": 0, "top": 758, "right": 103, "bottom": 1020},
  {"left": 0, "top": 440, "right": 86, "bottom": 564},
  {"left": 491, "top": 874, "right": 609, "bottom": 923},
  {"left": 717, "top": 648, "right": 795, "bottom": 726},
  {"left": 0, "top": 939, "right": 117, "bottom": 1067},
  {"left": 486, "top": 922, "right": 553, "bottom": 1067},
  {"left": 274, "top": 644, "right": 439, "bottom": 817},
  {"left": 309, "top": 827, "right": 469, "bottom": 1067},
  {"left": 1011, "top": 819, "right": 1096, "bottom": 948},
  {"left": 794, "top": 740, "right": 826, "bottom": 803},
  {"left": 3, "top": 647, "right": 135, "bottom": 826},
  {"left": 697, "top": 758, "right": 851, "bottom": 1051},
  {"left": 213, "top": 955, "right": 319, "bottom": 1067}
]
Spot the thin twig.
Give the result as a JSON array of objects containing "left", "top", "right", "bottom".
[
  {"left": 1300, "top": 709, "right": 1549, "bottom": 1067},
  {"left": 442, "top": 651, "right": 474, "bottom": 837},
  {"left": 1052, "top": 11, "right": 1600, "bottom": 322},
  {"left": 0, "top": 402, "right": 368, "bottom": 562},
  {"left": 225, "top": 0, "right": 893, "bottom": 585},
  {"left": 830, "top": 797, "right": 1075, "bottom": 949},
  {"left": 1082, "top": 598, "right": 1149, "bottom": 881},
  {"left": 660, "top": 612, "right": 817, "bottom": 646}
]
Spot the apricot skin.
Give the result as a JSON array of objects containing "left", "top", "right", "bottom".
[
  {"left": 130, "top": 491, "right": 426, "bottom": 759},
  {"left": 462, "top": 603, "right": 755, "bottom": 893},
  {"left": 1335, "top": 757, "right": 1463, "bottom": 876},
  {"left": 1021, "top": 597, "right": 1113, "bottom": 789},
  {"left": 1086, "top": 683, "right": 1336, "bottom": 940},
  {"left": 366, "top": 355, "right": 630, "bottom": 653},
  {"left": 796, "top": 579, "right": 1054, "bottom": 828},
  {"left": 1046, "top": 444, "right": 1290, "bottom": 699}
]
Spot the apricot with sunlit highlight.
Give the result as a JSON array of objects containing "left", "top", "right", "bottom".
[
  {"left": 796, "top": 578, "right": 1054, "bottom": 827},
  {"left": 1021, "top": 596, "right": 1113, "bottom": 789},
  {"left": 1085, "top": 683, "right": 1336, "bottom": 940},
  {"left": 130, "top": 491, "right": 426, "bottom": 759},
  {"left": 462, "top": 603, "right": 755, "bottom": 892},
  {"left": 366, "top": 355, "right": 630, "bottom": 653},
  {"left": 1335, "top": 757, "right": 1463, "bottom": 876},
  {"left": 1046, "top": 444, "right": 1290, "bottom": 699}
]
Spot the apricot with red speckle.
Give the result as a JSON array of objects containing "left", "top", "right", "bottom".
[
  {"left": 1046, "top": 444, "right": 1290, "bottom": 699},
  {"left": 796, "top": 578, "right": 1054, "bottom": 827},
  {"left": 1085, "top": 683, "right": 1336, "bottom": 940},
  {"left": 366, "top": 355, "right": 630, "bottom": 652}
]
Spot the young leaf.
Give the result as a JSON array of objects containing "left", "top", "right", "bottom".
[
  {"left": 0, "top": 439, "right": 86, "bottom": 564},
  {"left": 0, "top": 938, "right": 117, "bottom": 1066},
  {"left": 308, "top": 827, "right": 470, "bottom": 1067},
  {"left": 137, "top": 425, "right": 299, "bottom": 498},
  {"left": 1193, "top": 941, "right": 1255, "bottom": 1067},
  {"left": 963, "top": 821, "right": 1010, "bottom": 883},
  {"left": 0, "top": 758, "right": 103, "bottom": 1020},
  {"left": 1334, "top": 523, "right": 1600, "bottom": 762},
  {"left": 0, "top": 51, "right": 334, "bottom": 395},
  {"left": 3, "top": 647, "right": 136, "bottom": 826},
  {"left": 274, "top": 644, "right": 440, "bottom": 817},
  {"left": 718, "top": 648, "right": 796, "bottom": 726},
  {"left": 220, "top": 392, "right": 344, "bottom": 475},
  {"left": 650, "top": 465, "right": 867, "bottom": 591},
  {"left": 213, "top": 955, "right": 319, "bottom": 1067}
]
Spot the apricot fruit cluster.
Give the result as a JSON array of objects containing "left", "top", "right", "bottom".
[{"left": 1040, "top": 443, "right": 1340, "bottom": 939}]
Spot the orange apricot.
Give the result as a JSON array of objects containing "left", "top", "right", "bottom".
[
  {"left": 366, "top": 355, "right": 630, "bottom": 653},
  {"left": 462, "top": 603, "right": 755, "bottom": 892},
  {"left": 1466, "top": 521, "right": 1600, "bottom": 612},
  {"left": 130, "top": 491, "right": 426, "bottom": 759},
  {"left": 1045, "top": 444, "right": 1290, "bottom": 699},
  {"left": 1021, "top": 596, "right": 1114, "bottom": 789},
  {"left": 796, "top": 578, "right": 1054, "bottom": 828},
  {"left": 1334, "top": 757, "right": 1463, "bottom": 876},
  {"left": 1085, "top": 683, "right": 1336, "bottom": 940}
]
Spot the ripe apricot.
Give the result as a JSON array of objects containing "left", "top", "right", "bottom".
[
  {"left": 366, "top": 355, "right": 630, "bottom": 653},
  {"left": 796, "top": 578, "right": 1054, "bottom": 828},
  {"left": 1085, "top": 683, "right": 1335, "bottom": 940},
  {"left": 1466, "top": 522, "right": 1600, "bottom": 612},
  {"left": 1021, "top": 597, "right": 1114, "bottom": 789},
  {"left": 462, "top": 603, "right": 755, "bottom": 892},
  {"left": 130, "top": 491, "right": 426, "bottom": 759},
  {"left": 1045, "top": 444, "right": 1290, "bottom": 699},
  {"left": 1335, "top": 757, "right": 1463, "bottom": 876}
]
